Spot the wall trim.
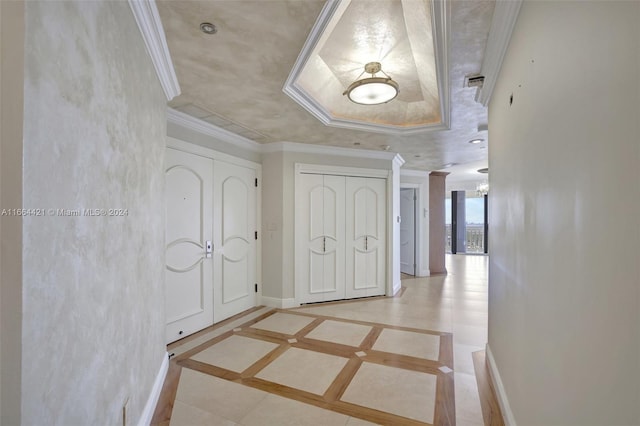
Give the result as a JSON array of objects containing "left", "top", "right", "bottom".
[
  {"left": 392, "top": 154, "right": 406, "bottom": 168},
  {"left": 127, "top": 0, "right": 180, "bottom": 101},
  {"left": 486, "top": 344, "right": 517, "bottom": 426},
  {"left": 137, "top": 352, "right": 169, "bottom": 426},
  {"left": 167, "top": 108, "right": 262, "bottom": 153},
  {"left": 417, "top": 269, "right": 430, "bottom": 277},
  {"left": 261, "top": 297, "right": 298, "bottom": 309},
  {"left": 168, "top": 109, "right": 407, "bottom": 163},
  {"left": 400, "top": 168, "right": 430, "bottom": 178},
  {"left": 475, "top": 0, "right": 523, "bottom": 106},
  {"left": 167, "top": 136, "right": 261, "bottom": 169},
  {"left": 263, "top": 141, "right": 397, "bottom": 161},
  {"left": 431, "top": 0, "right": 451, "bottom": 130},
  {"left": 392, "top": 279, "right": 402, "bottom": 296},
  {"left": 295, "top": 162, "right": 391, "bottom": 179}
]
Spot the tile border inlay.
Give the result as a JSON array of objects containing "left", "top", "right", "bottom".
[{"left": 156, "top": 308, "right": 456, "bottom": 426}]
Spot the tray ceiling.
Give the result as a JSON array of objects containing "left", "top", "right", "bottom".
[{"left": 157, "top": 0, "right": 495, "bottom": 170}]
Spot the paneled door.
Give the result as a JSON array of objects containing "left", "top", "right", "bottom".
[
  {"left": 345, "top": 177, "right": 387, "bottom": 298},
  {"left": 165, "top": 148, "right": 213, "bottom": 344},
  {"left": 400, "top": 188, "right": 416, "bottom": 275},
  {"left": 213, "top": 160, "right": 257, "bottom": 322},
  {"left": 296, "top": 174, "right": 346, "bottom": 303}
]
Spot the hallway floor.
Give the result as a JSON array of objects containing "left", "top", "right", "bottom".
[{"left": 155, "top": 255, "right": 488, "bottom": 425}]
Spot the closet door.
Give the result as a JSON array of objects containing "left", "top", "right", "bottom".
[
  {"left": 296, "top": 174, "right": 346, "bottom": 303},
  {"left": 165, "top": 148, "right": 214, "bottom": 343},
  {"left": 345, "top": 177, "right": 386, "bottom": 298},
  {"left": 213, "top": 160, "right": 257, "bottom": 322}
]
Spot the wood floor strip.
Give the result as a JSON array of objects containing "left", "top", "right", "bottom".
[
  {"left": 173, "top": 329, "right": 235, "bottom": 362},
  {"left": 439, "top": 334, "right": 454, "bottom": 368},
  {"left": 168, "top": 308, "right": 457, "bottom": 426},
  {"left": 322, "top": 357, "right": 362, "bottom": 401},
  {"left": 150, "top": 360, "right": 182, "bottom": 426},
  {"left": 331, "top": 400, "right": 432, "bottom": 426},
  {"left": 174, "top": 309, "right": 280, "bottom": 362},
  {"left": 360, "top": 326, "right": 383, "bottom": 350},
  {"left": 240, "top": 343, "right": 290, "bottom": 378},
  {"left": 242, "top": 376, "right": 431, "bottom": 426},
  {"left": 293, "top": 338, "right": 359, "bottom": 359},
  {"left": 280, "top": 309, "right": 450, "bottom": 336},
  {"left": 472, "top": 350, "right": 505, "bottom": 426},
  {"left": 234, "top": 328, "right": 290, "bottom": 345},
  {"left": 178, "top": 358, "right": 241, "bottom": 381},
  {"left": 294, "top": 317, "right": 325, "bottom": 338},
  {"left": 166, "top": 305, "right": 267, "bottom": 351},
  {"left": 362, "top": 350, "right": 443, "bottom": 375},
  {"left": 434, "top": 372, "right": 456, "bottom": 426}
]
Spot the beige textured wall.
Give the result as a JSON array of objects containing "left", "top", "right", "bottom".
[
  {"left": 488, "top": 1, "right": 640, "bottom": 424},
  {"left": 0, "top": 1, "right": 24, "bottom": 424},
  {"left": 21, "top": 1, "right": 167, "bottom": 424}
]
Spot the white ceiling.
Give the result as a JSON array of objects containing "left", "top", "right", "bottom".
[{"left": 157, "top": 0, "right": 494, "bottom": 175}]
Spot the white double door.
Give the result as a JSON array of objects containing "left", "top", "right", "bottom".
[
  {"left": 296, "top": 173, "right": 386, "bottom": 303},
  {"left": 165, "top": 148, "right": 256, "bottom": 343}
]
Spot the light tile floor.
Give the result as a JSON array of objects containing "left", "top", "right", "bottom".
[{"left": 163, "top": 254, "right": 487, "bottom": 425}]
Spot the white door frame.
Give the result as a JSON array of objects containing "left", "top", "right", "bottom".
[
  {"left": 400, "top": 187, "right": 417, "bottom": 275},
  {"left": 166, "top": 136, "right": 262, "bottom": 317},
  {"left": 294, "top": 163, "right": 392, "bottom": 305},
  {"left": 400, "top": 182, "right": 430, "bottom": 277}
]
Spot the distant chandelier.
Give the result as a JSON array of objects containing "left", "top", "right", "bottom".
[
  {"left": 343, "top": 62, "right": 399, "bottom": 105},
  {"left": 476, "top": 182, "right": 489, "bottom": 196}
]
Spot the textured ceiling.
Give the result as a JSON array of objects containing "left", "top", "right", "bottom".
[{"left": 157, "top": 0, "right": 495, "bottom": 171}]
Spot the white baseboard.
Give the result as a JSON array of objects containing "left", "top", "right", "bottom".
[
  {"left": 416, "top": 269, "right": 431, "bottom": 277},
  {"left": 486, "top": 344, "right": 517, "bottom": 426},
  {"left": 261, "top": 296, "right": 298, "bottom": 309},
  {"left": 137, "top": 352, "right": 169, "bottom": 426},
  {"left": 392, "top": 280, "right": 402, "bottom": 296}
]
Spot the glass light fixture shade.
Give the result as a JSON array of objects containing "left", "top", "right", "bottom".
[
  {"left": 476, "top": 182, "right": 489, "bottom": 196},
  {"left": 344, "top": 77, "right": 399, "bottom": 105}
]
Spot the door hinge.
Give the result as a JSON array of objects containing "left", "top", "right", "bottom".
[
  {"left": 255, "top": 178, "right": 258, "bottom": 187},
  {"left": 255, "top": 231, "right": 258, "bottom": 240},
  {"left": 255, "top": 283, "right": 258, "bottom": 293}
]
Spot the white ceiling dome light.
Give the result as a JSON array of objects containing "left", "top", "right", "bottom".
[{"left": 343, "top": 62, "right": 399, "bottom": 105}]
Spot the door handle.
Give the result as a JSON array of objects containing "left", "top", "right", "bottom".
[
  {"left": 205, "top": 240, "right": 212, "bottom": 258},
  {"left": 365, "top": 236, "right": 368, "bottom": 251},
  {"left": 323, "top": 236, "right": 326, "bottom": 253}
]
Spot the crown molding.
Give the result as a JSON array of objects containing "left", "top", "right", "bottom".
[
  {"left": 128, "top": 0, "right": 180, "bottom": 101},
  {"left": 476, "top": 0, "right": 523, "bottom": 106},
  {"left": 167, "top": 110, "right": 399, "bottom": 160},
  {"left": 400, "top": 169, "right": 430, "bottom": 178},
  {"left": 432, "top": 0, "right": 451, "bottom": 130},
  {"left": 392, "top": 154, "right": 406, "bottom": 168},
  {"left": 262, "top": 141, "right": 398, "bottom": 161},
  {"left": 167, "top": 108, "right": 262, "bottom": 153},
  {"left": 282, "top": 0, "right": 451, "bottom": 135}
]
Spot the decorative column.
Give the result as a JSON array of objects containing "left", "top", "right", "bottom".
[{"left": 429, "top": 171, "right": 449, "bottom": 274}]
